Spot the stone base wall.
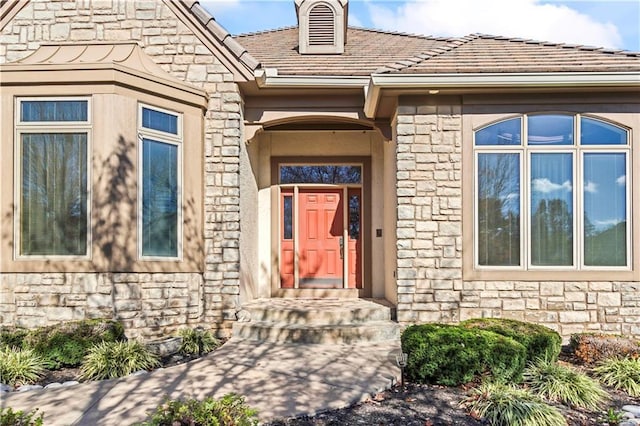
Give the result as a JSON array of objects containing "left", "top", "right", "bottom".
[
  {"left": 0, "top": 273, "right": 208, "bottom": 339},
  {"left": 460, "top": 281, "right": 640, "bottom": 338},
  {"left": 394, "top": 99, "right": 640, "bottom": 340}
]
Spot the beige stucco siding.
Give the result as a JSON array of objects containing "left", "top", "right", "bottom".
[
  {"left": 1, "top": 88, "right": 204, "bottom": 273},
  {"left": 0, "top": 0, "right": 242, "bottom": 338},
  {"left": 252, "top": 130, "right": 387, "bottom": 299},
  {"left": 394, "top": 94, "right": 640, "bottom": 339}
]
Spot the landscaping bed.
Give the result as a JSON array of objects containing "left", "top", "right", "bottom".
[
  {"left": 270, "top": 322, "right": 640, "bottom": 426},
  {"left": 268, "top": 378, "right": 640, "bottom": 426},
  {"left": 0, "top": 320, "right": 219, "bottom": 392}
]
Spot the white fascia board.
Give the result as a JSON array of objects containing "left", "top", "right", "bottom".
[
  {"left": 364, "top": 72, "right": 640, "bottom": 118},
  {"left": 255, "top": 68, "right": 369, "bottom": 88}
]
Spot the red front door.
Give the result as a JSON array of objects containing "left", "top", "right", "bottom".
[
  {"left": 298, "top": 189, "right": 343, "bottom": 288},
  {"left": 280, "top": 187, "right": 362, "bottom": 289}
]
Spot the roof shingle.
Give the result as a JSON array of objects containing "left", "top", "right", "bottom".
[
  {"left": 236, "top": 27, "right": 455, "bottom": 76},
  {"left": 236, "top": 28, "right": 640, "bottom": 76}
]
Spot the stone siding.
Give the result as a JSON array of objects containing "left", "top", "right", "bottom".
[
  {"left": 1, "top": 273, "right": 203, "bottom": 339},
  {"left": 394, "top": 99, "right": 640, "bottom": 340},
  {"left": 0, "top": 0, "right": 241, "bottom": 337}
]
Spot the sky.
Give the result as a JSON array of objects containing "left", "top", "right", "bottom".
[{"left": 200, "top": 0, "right": 640, "bottom": 52}]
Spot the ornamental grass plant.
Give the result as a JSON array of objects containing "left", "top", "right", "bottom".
[
  {"left": 523, "top": 358, "right": 607, "bottom": 410},
  {"left": 462, "top": 382, "right": 566, "bottom": 426},
  {"left": 0, "top": 346, "right": 46, "bottom": 387},
  {"left": 80, "top": 340, "right": 159, "bottom": 381},
  {"left": 593, "top": 357, "right": 640, "bottom": 397},
  {"left": 178, "top": 328, "right": 219, "bottom": 356}
]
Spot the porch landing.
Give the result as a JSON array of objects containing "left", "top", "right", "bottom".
[{"left": 233, "top": 298, "right": 400, "bottom": 344}]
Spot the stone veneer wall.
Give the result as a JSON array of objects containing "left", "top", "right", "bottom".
[
  {"left": 0, "top": 273, "right": 203, "bottom": 338},
  {"left": 394, "top": 100, "right": 640, "bottom": 340},
  {"left": 0, "top": 0, "right": 241, "bottom": 338}
]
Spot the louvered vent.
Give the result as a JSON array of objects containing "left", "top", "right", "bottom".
[{"left": 308, "top": 4, "right": 335, "bottom": 46}]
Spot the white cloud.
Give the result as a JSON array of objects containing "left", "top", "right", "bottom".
[
  {"left": 501, "top": 193, "right": 520, "bottom": 201},
  {"left": 594, "top": 218, "right": 622, "bottom": 229},
  {"left": 532, "top": 178, "right": 572, "bottom": 193},
  {"left": 616, "top": 174, "right": 626, "bottom": 186},
  {"left": 367, "top": 0, "right": 622, "bottom": 49},
  {"left": 584, "top": 180, "right": 598, "bottom": 193}
]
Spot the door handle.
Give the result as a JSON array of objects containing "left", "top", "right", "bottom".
[{"left": 339, "top": 236, "right": 344, "bottom": 259}]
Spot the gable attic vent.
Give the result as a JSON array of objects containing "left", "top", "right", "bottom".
[
  {"left": 296, "top": 0, "right": 348, "bottom": 54},
  {"left": 308, "top": 4, "right": 335, "bottom": 46}
]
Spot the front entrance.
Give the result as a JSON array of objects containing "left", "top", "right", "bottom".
[{"left": 278, "top": 165, "right": 363, "bottom": 290}]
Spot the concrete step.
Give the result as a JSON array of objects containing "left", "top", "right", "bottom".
[
  {"left": 232, "top": 298, "right": 400, "bottom": 344},
  {"left": 232, "top": 320, "right": 401, "bottom": 345},
  {"left": 238, "top": 298, "right": 395, "bottom": 325}
]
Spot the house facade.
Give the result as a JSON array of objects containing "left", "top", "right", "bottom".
[{"left": 1, "top": 0, "right": 638, "bottom": 340}]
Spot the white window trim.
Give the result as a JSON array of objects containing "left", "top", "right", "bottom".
[
  {"left": 138, "top": 102, "right": 183, "bottom": 141},
  {"left": 14, "top": 96, "right": 92, "bottom": 260},
  {"left": 137, "top": 103, "right": 183, "bottom": 261},
  {"left": 473, "top": 149, "right": 524, "bottom": 270},
  {"left": 473, "top": 113, "right": 631, "bottom": 272}
]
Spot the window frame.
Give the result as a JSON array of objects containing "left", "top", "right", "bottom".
[
  {"left": 137, "top": 102, "right": 183, "bottom": 261},
  {"left": 14, "top": 96, "right": 92, "bottom": 260},
  {"left": 473, "top": 113, "right": 631, "bottom": 272}
]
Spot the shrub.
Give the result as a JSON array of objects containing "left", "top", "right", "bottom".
[
  {"left": 0, "top": 347, "right": 46, "bottom": 387},
  {"left": 401, "top": 324, "right": 527, "bottom": 386},
  {"left": 80, "top": 340, "right": 159, "bottom": 381},
  {"left": 0, "top": 407, "right": 44, "bottom": 426},
  {"left": 24, "top": 319, "right": 125, "bottom": 369},
  {"left": 461, "top": 318, "right": 562, "bottom": 363},
  {"left": 524, "top": 358, "right": 607, "bottom": 410},
  {"left": 141, "top": 393, "right": 258, "bottom": 426},
  {"left": 0, "top": 328, "right": 29, "bottom": 349},
  {"left": 178, "top": 328, "right": 219, "bottom": 356},
  {"left": 593, "top": 357, "right": 640, "bottom": 397},
  {"left": 462, "top": 382, "right": 566, "bottom": 426},
  {"left": 569, "top": 333, "right": 640, "bottom": 365}
]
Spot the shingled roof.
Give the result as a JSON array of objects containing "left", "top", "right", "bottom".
[
  {"left": 236, "top": 27, "right": 456, "bottom": 76},
  {"left": 237, "top": 27, "right": 640, "bottom": 76}
]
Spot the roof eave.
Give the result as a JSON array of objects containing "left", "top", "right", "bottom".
[
  {"left": 364, "top": 71, "right": 640, "bottom": 118},
  {"left": 255, "top": 69, "right": 370, "bottom": 89}
]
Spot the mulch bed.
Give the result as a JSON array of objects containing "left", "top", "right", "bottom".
[
  {"left": 268, "top": 349, "right": 640, "bottom": 426},
  {"left": 267, "top": 381, "right": 639, "bottom": 426}
]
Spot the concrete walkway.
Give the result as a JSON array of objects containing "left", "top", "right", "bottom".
[{"left": 0, "top": 338, "right": 401, "bottom": 425}]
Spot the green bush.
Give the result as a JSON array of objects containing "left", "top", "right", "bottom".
[
  {"left": 461, "top": 318, "right": 562, "bottom": 363},
  {"left": 0, "top": 347, "right": 46, "bottom": 387},
  {"left": 524, "top": 358, "right": 607, "bottom": 409},
  {"left": 0, "top": 407, "right": 44, "bottom": 426},
  {"left": 462, "top": 382, "right": 566, "bottom": 426},
  {"left": 401, "top": 324, "right": 527, "bottom": 386},
  {"left": 594, "top": 357, "right": 640, "bottom": 397},
  {"left": 24, "top": 319, "right": 125, "bottom": 369},
  {"left": 80, "top": 340, "right": 160, "bottom": 381},
  {"left": 140, "top": 393, "right": 258, "bottom": 426},
  {"left": 0, "top": 328, "right": 29, "bottom": 349},
  {"left": 178, "top": 328, "right": 219, "bottom": 356}
]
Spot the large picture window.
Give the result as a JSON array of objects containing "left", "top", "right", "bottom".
[
  {"left": 474, "top": 114, "right": 630, "bottom": 270},
  {"left": 16, "top": 98, "right": 90, "bottom": 257},
  {"left": 138, "top": 104, "right": 181, "bottom": 259}
]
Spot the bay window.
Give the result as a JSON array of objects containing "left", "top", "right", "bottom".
[{"left": 474, "top": 114, "right": 630, "bottom": 270}]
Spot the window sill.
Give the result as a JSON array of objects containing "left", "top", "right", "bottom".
[{"left": 463, "top": 267, "right": 638, "bottom": 282}]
